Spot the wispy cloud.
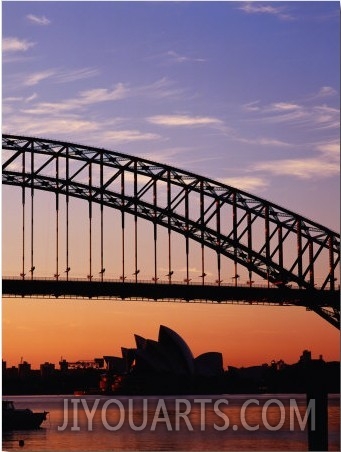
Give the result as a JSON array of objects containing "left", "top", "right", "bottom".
[
  {"left": 260, "top": 109, "right": 306, "bottom": 125},
  {"left": 236, "top": 136, "right": 292, "bottom": 147},
  {"left": 3, "top": 115, "right": 101, "bottom": 136},
  {"left": 21, "top": 103, "right": 76, "bottom": 115},
  {"left": 238, "top": 2, "right": 294, "bottom": 21},
  {"left": 180, "top": 155, "right": 222, "bottom": 167},
  {"left": 219, "top": 176, "right": 269, "bottom": 192},
  {"left": 78, "top": 84, "right": 128, "bottom": 104},
  {"left": 18, "top": 78, "right": 182, "bottom": 116},
  {"left": 166, "top": 50, "right": 206, "bottom": 63},
  {"left": 54, "top": 67, "right": 100, "bottom": 83},
  {"left": 3, "top": 96, "right": 23, "bottom": 102},
  {"left": 242, "top": 100, "right": 301, "bottom": 114},
  {"left": 3, "top": 101, "right": 162, "bottom": 145},
  {"left": 20, "top": 83, "right": 128, "bottom": 114},
  {"left": 315, "top": 86, "right": 338, "bottom": 98},
  {"left": 102, "top": 130, "right": 162, "bottom": 143},
  {"left": 239, "top": 93, "right": 340, "bottom": 181},
  {"left": 315, "top": 140, "right": 340, "bottom": 160},
  {"left": 253, "top": 139, "right": 339, "bottom": 180},
  {"left": 313, "top": 106, "right": 340, "bottom": 129},
  {"left": 141, "top": 147, "right": 192, "bottom": 164},
  {"left": 22, "top": 67, "right": 99, "bottom": 86},
  {"left": 136, "top": 77, "right": 185, "bottom": 100},
  {"left": 3, "top": 37, "right": 35, "bottom": 53},
  {"left": 243, "top": 95, "right": 339, "bottom": 130},
  {"left": 147, "top": 114, "right": 223, "bottom": 127},
  {"left": 25, "top": 93, "right": 38, "bottom": 103},
  {"left": 270, "top": 102, "right": 301, "bottom": 112},
  {"left": 242, "top": 101, "right": 261, "bottom": 112},
  {"left": 26, "top": 14, "right": 51, "bottom": 26},
  {"left": 24, "top": 69, "right": 56, "bottom": 86},
  {"left": 254, "top": 157, "right": 339, "bottom": 179}
]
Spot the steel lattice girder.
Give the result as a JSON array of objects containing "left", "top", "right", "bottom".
[{"left": 2, "top": 134, "right": 340, "bottom": 327}]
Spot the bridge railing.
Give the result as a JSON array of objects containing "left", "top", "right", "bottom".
[{"left": 2, "top": 275, "right": 331, "bottom": 290}]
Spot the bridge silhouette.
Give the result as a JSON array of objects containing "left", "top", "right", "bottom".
[{"left": 2, "top": 134, "right": 340, "bottom": 328}]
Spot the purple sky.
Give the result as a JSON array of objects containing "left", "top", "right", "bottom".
[{"left": 3, "top": 1, "right": 339, "bottom": 230}]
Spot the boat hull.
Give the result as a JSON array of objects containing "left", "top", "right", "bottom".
[{"left": 3, "top": 409, "right": 48, "bottom": 430}]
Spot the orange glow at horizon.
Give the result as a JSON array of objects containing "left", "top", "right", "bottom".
[{"left": 2, "top": 298, "right": 339, "bottom": 370}]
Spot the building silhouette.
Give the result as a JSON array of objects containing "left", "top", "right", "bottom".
[
  {"left": 101, "top": 325, "right": 224, "bottom": 394},
  {"left": 2, "top": 345, "right": 339, "bottom": 395}
]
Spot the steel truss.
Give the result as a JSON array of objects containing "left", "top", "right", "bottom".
[{"left": 2, "top": 134, "right": 340, "bottom": 328}]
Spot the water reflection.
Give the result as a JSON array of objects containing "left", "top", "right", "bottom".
[{"left": 2, "top": 394, "right": 340, "bottom": 451}]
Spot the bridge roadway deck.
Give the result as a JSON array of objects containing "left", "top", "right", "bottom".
[{"left": 2, "top": 278, "right": 339, "bottom": 307}]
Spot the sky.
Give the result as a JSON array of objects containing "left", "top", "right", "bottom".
[{"left": 2, "top": 1, "right": 340, "bottom": 369}]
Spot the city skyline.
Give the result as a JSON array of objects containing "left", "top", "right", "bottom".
[
  {"left": 2, "top": 320, "right": 337, "bottom": 370},
  {"left": 2, "top": 1, "right": 340, "bottom": 368}
]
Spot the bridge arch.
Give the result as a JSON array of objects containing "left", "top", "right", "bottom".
[
  {"left": 3, "top": 134, "right": 340, "bottom": 289},
  {"left": 2, "top": 134, "right": 340, "bottom": 326}
]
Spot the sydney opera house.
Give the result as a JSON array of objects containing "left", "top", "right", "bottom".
[{"left": 101, "top": 325, "right": 224, "bottom": 394}]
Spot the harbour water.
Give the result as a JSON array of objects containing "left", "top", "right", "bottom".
[{"left": 2, "top": 394, "right": 340, "bottom": 451}]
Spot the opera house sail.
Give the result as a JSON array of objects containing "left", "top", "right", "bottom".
[{"left": 101, "top": 325, "right": 224, "bottom": 395}]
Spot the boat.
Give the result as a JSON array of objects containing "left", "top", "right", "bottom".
[{"left": 2, "top": 400, "right": 49, "bottom": 430}]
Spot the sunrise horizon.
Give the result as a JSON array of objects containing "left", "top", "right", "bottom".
[{"left": 2, "top": 296, "right": 340, "bottom": 370}]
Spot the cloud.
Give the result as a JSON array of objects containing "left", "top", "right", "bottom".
[
  {"left": 238, "top": 2, "right": 294, "bottom": 20},
  {"left": 78, "top": 84, "right": 128, "bottom": 104},
  {"left": 238, "top": 95, "right": 340, "bottom": 181},
  {"left": 102, "top": 130, "right": 162, "bottom": 143},
  {"left": 3, "top": 115, "right": 101, "bottom": 136},
  {"left": 219, "top": 176, "right": 269, "bottom": 192},
  {"left": 24, "top": 69, "right": 56, "bottom": 86},
  {"left": 142, "top": 147, "right": 192, "bottom": 164},
  {"left": 3, "top": 96, "right": 23, "bottom": 102},
  {"left": 26, "top": 14, "right": 51, "bottom": 25},
  {"left": 3, "top": 37, "right": 35, "bottom": 53},
  {"left": 316, "top": 86, "right": 338, "bottom": 98},
  {"left": 270, "top": 102, "right": 301, "bottom": 112},
  {"left": 3, "top": 98, "right": 162, "bottom": 144},
  {"left": 54, "top": 67, "right": 100, "bottom": 83},
  {"left": 242, "top": 101, "right": 261, "bottom": 112},
  {"left": 15, "top": 67, "right": 99, "bottom": 89},
  {"left": 260, "top": 109, "right": 307, "bottom": 124},
  {"left": 239, "top": 95, "right": 340, "bottom": 181},
  {"left": 25, "top": 93, "right": 38, "bottom": 103},
  {"left": 254, "top": 158, "right": 339, "bottom": 179},
  {"left": 20, "top": 83, "right": 128, "bottom": 114},
  {"left": 21, "top": 102, "right": 75, "bottom": 115},
  {"left": 237, "top": 136, "right": 292, "bottom": 147},
  {"left": 243, "top": 97, "right": 339, "bottom": 130},
  {"left": 242, "top": 101, "right": 301, "bottom": 114},
  {"left": 8, "top": 75, "right": 180, "bottom": 114},
  {"left": 239, "top": 3, "right": 280, "bottom": 14},
  {"left": 180, "top": 155, "right": 222, "bottom": 167},
  {"left": 136, "top": 77, "right": 185, "bottom": 100},
  {"left": 315, "top": 141, "right": 340, "bottom": 160},
  {"left": 166, "top": 50, "right": 206, "bottom": 63},
  {"left": 147, "top": 114, "right": 223, "bottom": 127},
  {"left": 252, "top": 140, "right": 340, "bottom": 180},
  {"left": 312, "top": 105, "right": 340, "bottom": 129}
]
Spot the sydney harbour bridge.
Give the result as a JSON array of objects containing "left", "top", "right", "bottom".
[{"left": 2, "top": 134, "right": 340, "bottom": 328}]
